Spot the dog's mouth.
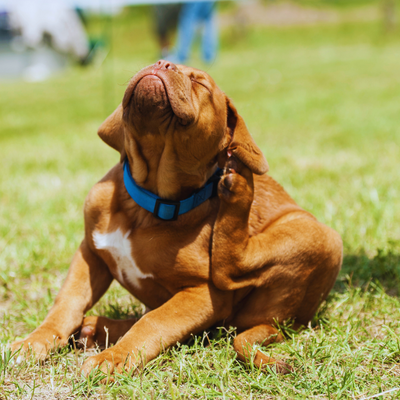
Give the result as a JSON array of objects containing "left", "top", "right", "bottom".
[
  {"left": 123, "top": 66, "right": 196, "bottom": 126},
  {"left": 132, "top": 75, "right": 171, "bottom": 115}
]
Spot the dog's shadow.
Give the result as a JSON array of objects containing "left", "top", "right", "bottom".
[{"left": 335, "top": 245, "right": 400, "bottom": 296}]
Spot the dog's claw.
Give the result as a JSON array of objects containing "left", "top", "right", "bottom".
[{"left": 81, "top": 347, "right": 139, "bottom": 381}]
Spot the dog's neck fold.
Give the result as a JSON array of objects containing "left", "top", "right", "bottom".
[{"left": 125, "top": 134, "right": 217, "bottom": 201}]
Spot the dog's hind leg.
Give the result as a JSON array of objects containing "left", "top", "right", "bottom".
[
  {"left": 233, "top": 324, "right": 291, "bottom": 374},
  {"left": 78, "top": 316, "right": 138, "bottom": 348},
  {"left": 213, "top": 160, "right": 342, "bottom": 292}
]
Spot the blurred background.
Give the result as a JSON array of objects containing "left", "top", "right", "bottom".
[{"left": 0, "top": 0, "right": 400, "bottom": 307}]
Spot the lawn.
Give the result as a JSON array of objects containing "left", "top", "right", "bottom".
[{"left": 1, "top": 3, "right": 400, "bottom": 399}]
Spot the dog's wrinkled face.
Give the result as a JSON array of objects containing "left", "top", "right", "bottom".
[
  {"left": 98, "top": 61, "right": 268, "bottom": 199},
  {"left": 124, "top": 61, "right": 220, "bottom": 129}
]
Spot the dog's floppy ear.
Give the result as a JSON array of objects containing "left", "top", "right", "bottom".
[
  {"left": 98, "top": 104, "right": 126, "bottom": 162},
  {"left": 225, "top": 98, "right": 268, "bottom": 175}
]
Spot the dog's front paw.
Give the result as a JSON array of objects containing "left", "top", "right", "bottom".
[
  {"left": 218, "top": 156, "right": 254, "bottom": 208},
  {"left": 81, "top": 347, "right": 138, "bottom": 379},
  {"left": 10, "top": 329, "right": 67, "bottom": 362}
]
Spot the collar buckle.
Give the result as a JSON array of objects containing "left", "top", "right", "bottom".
[{"left": 153, "top": 198, "right": 180, "bottom": 221}]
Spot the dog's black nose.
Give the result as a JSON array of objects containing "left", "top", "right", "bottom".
[{"left": 154, "top": 60, "right": 178, "bottom": 72}]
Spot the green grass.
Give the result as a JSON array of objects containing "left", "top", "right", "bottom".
[{"left": 1, "top": 4, "right": 400, "bottom": 399}]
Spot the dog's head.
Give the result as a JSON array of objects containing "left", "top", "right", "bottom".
[{"left": 98, "top": 60, "right": 268, "bottom": 199}]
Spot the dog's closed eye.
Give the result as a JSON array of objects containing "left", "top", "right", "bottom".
[{"left": 191, "top": 78, "right": 212, "bottom": 95}]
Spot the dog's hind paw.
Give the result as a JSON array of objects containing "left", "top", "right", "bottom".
[
  {"left": 77, "top": 316, "right": 137, "bottom": 350},
  {"left": 218, "top": 157, "right": 254, "bottom": 207}
]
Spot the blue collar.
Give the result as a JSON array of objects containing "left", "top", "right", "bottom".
[{"left": 123, "top": 159, "right": 222, "bottom": 221}]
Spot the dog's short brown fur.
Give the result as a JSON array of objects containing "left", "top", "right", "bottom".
[{"left": 12, "top": 61, "right": 342, "bottom": 375}]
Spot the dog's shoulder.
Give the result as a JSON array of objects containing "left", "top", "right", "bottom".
[
  {"left": 84, "top": 164, "right": 123, "bottom": 225},
  {"left": 249, "top": 173, "right": 306, "bottom": 233}
]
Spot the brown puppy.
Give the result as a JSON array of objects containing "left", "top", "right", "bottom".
[{"left": 11, "top": 61, "right": 342, "bottom": 375}]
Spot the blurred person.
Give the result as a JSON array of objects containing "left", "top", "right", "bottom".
[
  {"left": 8, "top": 0, "right": 90, "bottom": 63},
  {"left": 382, "top": 0, "right": 396, "bottom": 31},
  {"left": 0, "top": 10, "right": 12, "bottom": 42},
  {"left": 153, "top": 3, "right": 181, "bottom": 59},
  {"left": 172, "top": 1, "right": 217, "bottom": 64}
]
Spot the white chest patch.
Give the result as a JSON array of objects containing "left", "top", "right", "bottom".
[{"left": 93, "top": 228, "right": 153, "bottom": 289}]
